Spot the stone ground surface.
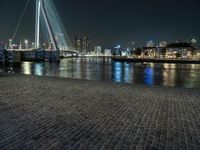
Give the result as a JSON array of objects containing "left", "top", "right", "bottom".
[{"left": 0, "top": 73, "right": 200, "bottom": 150}]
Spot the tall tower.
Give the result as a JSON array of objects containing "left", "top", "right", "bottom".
[
  {"left": 35, "top": 0, "right": 59, "bottom": 51},
  {"left": 81, "top": 35, "right": 91, "bottom": 54},
  {"left": 35, "top": 0, "right": 41, "bottom": 49}
]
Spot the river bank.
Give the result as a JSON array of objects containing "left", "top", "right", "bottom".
[
  {"left": 1, "top": 57, "right": 200, "bottom": 88},
  {"left": 112, "top": 57, "right": 200, "bottom": 64},
  {"left": 0, "top": 74, "right": 200, "bottom": 149}
]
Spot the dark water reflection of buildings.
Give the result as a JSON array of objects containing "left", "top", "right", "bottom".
[{"left": 2, "top": 57, "right": 200, "bottom": 88}]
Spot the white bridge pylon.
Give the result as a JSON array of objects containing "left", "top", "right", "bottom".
[{"left": 35, "top": 0, "right": 59, "bottom": 51}]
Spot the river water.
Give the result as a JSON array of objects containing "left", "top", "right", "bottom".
[{"left": 1, "top": 57, "right": 200, "bottom": 88}]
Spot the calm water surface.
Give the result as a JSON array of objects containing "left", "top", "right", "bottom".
[{"left": 1, "top": 57, "right": 200, "bottom": 88}]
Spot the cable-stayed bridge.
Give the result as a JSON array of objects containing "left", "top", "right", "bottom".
[{"left": 1, "top": 0, "right": 79, "bottom": 63}]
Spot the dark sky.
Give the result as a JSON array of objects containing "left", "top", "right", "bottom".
[{"left": 0, "top": 0, "right": 200, "bottom": 48}]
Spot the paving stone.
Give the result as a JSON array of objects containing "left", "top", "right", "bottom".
[{"left": 0, "top": 74, "right": 200, "bottom": 149}]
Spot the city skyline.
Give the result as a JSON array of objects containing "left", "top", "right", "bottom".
[
  {"left": 1, "top": 1, "right": 200, "bottom": 149},
  {"left": 0, "top": 0, "right": 200, "bottom": 48}
]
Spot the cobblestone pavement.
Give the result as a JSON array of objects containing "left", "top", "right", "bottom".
[{"left": 0, "top": 74, "right": 200, "bottom": 150}]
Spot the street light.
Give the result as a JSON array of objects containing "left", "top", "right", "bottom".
[
  {"left": 24, "top": 40, "right": 29, "bottom": 49},
  {"left": 32, "top": 42, "right": 35, "bottom": 49},
  {"left": 9, "top": 39, "right": 13, "bottom": 49}
]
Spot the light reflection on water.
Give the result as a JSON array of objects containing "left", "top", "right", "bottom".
[
  {"left": 1, "top": 57, "right": 200, "bottom": 88},
  {"left": 144, "top": 67, "right": 154, "bottom": 86}
]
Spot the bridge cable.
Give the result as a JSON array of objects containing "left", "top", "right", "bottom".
[{"left": 11, "top": 0, "right": 31, "bottom": 44}]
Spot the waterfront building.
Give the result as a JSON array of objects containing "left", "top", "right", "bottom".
[
  {"left": 113, "top": 45, "right": 121, "bottom": 55},
  {"left": 146, "top": 40, "right": 155, "bottom": 47},
  {"left": 159, "top": 41, "right": 167, "bottom": 47},
  {"left": 196, "top": 48, "right": 200, "bottom": 59},
  {"left": 142, "top": 41, "right": 198, "bottom": 59},
  {"left": 105, "top": 49, "right": 112, "bottom": 56},
  {"left": 75, "top": 37, "right": 81, "bottom": 52},
  {"left": 142, "top": 41, "right": 157, "bottom": 58},
  {"left": 142, "top": 47, "right": 157, "bottom": 58},
  {"left": 143, "top": 42, "right": 197, "bottom": 59},
  {"left": 143, "top": 44, "right": 156, "bottom": 58},
  {"left": 94, "top": 46, "right": 102, "bottom": 56},
  {"left": 81, "top": 35, "right": 91, "bottom": 54},
  {"left": 165, "top": 43, "right": 195, "bottom": 59},
  {"left": 74, "top": 35, "right": 91, "bottom": 54},
  {"left": 120, "top": 48, "right": 130, "bottom": 56}
]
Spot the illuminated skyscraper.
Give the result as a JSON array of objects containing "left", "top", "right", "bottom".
[
  {"left": 95, "top": 46, "right": 102, "bottom": 56},
  {"left": 81, "top": 35, "right": 91, "bottom": 54},
  {"left": 75, "top": 35, "right": 91, "bottom": 53},
  {"left": 75, "top": 37, "right": 81, "bottom": 51}
]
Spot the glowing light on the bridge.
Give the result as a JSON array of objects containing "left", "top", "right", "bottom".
[{"left": 24, "top": 40, "right": 29, "bottom": 49}]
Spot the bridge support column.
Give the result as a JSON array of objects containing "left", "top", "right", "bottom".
[
  {"left": 35, "top": 0, "right": 41, "bottom": 49},
  {"left": 35, "top": 0, "right": 59, "bottom": 52}
]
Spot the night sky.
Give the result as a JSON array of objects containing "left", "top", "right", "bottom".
[{"left": 0, "top": 0, "right": 200, "bottom": 48}]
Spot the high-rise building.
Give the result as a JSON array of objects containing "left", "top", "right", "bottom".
[
  {"left": 81, "top": 35, "right": 91, "bottom": 54},
  {"left": 74, "top": 35, "right": 91, "bottom": 53},
  {"left": 94, "top": 46, "right": 102, "bottom": 56},
  {"left": 105, "top": 49, "right": 112, "bottom": 56},
  {"left": 75, "top": 37, "right": 81, "bottom": 51}
]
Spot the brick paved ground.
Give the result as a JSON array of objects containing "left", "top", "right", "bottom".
[{"left": 0, "top": 74, "right": 200, "bottom": 150}]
